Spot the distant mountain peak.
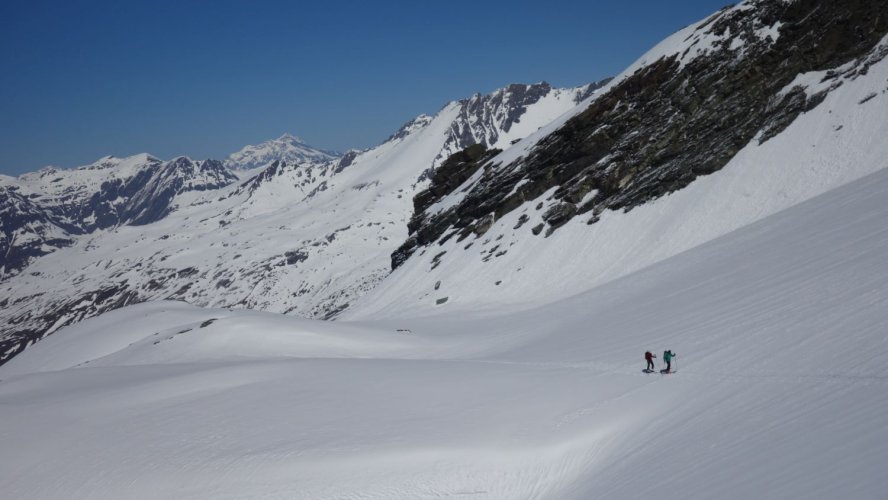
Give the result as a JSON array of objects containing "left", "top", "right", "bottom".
[{"left": 224, "top": 134, "right": 341, "bottom": 171}]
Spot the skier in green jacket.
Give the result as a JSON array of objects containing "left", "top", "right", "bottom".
[{"left": 663, "top": 350, "right": 676, "bottom": 373}]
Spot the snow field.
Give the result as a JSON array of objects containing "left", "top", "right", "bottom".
[{"left": 3, "top": 161, "right": 888, "bottom": 498}]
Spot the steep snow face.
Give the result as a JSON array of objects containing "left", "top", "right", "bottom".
[
  {"left": 0, "top": 82, "right": 603, "bottom": 365},
  {"left": 3, "top": 164, "right": 888, "bottom": 499},
  {"left": 223, "top": 133, "right": 341, "bottom": 170},
  {"left": 362, "top": 0, "right": 888, "bottom": 318},
  {"left": 0, "top": 154, "right": 238, "bottom": 278}
]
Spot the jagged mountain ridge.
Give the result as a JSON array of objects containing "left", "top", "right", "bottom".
[
  {"left": 0, "top": 81, "right": 603, "bottom": 365},
  {"left": 0, "top": 186, "right": 75, "bottom": 276},
  {"left": 429, "top": 81, "right": 611, "bottom": 173},
  {"left": 0, "top": 154, "right": 238, "bottom": 278}
]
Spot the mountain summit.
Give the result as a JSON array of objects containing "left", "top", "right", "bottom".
[{"left": 224, "top": 134, "right": 341, "bottom": 170}]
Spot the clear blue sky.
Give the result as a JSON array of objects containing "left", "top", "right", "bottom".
[{"left": 0, "top": 0, "right": 731, "bottom": 175}]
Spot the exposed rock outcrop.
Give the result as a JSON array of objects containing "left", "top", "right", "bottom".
[{"left": 396, "top": 0, "right": 888, "bottom": 259}]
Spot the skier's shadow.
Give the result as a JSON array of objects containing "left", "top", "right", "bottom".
[{"left": 641, "top": 369, "right": 655, "bottom": 374}]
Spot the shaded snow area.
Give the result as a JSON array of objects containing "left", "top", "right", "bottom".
[{"left": 3, "top": 164, "right": 888, "bottom": 499}]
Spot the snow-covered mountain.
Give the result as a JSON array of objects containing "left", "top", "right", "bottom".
[
  {"left": 224, "top": 133, "right": 341, "bottom": 170},
  {"left": 0, "top": 185, "right": 75, "bottom": 276},
  {"left": 428, "top": 80, "right": 610, "bottom": 175},
  {"left": 354, "top": 0, "right": 888, "bottom": 318},
  {"left": 0, "top": 81, "right": 606, "bottom": 365},
  {"left": 0, "top": 154, "right": 237, "bottom": 278}
]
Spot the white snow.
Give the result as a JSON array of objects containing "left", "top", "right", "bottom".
[
  {"left": 755, "top": 20, "right": 783, "bottom": 42},
  {"left": 2, "top": 153, "right": 161, "bottom": 201},
  {"left": 777, "top": 60, "right": 856, "bottom": 99},
  {"left": 224, "top": 133, "right": 340, "bottom": 170},
  {"left": 3, "top": 161, "right": 888, "bottom": 498},
  {"left": 489, "top": 86, "right": 590, "bottom": 149}
]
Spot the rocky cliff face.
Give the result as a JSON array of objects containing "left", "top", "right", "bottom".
[{"left": 394, "top": 0, "right": 888, "bottom": 265}]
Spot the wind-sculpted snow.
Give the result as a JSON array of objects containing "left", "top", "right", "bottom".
[
  {"left": 0, "top": 82, "right": 599, "bottom": 365},
  {"left": 3, "top": 165, "right": 888, "bottom": 498}
]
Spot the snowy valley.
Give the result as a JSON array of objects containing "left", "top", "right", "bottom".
[
  {"left": 0, "top": 81, "right": 604, "bottom": 363},
  {"left": 2, "top": 0, "right": 888, "bottom": 498}
]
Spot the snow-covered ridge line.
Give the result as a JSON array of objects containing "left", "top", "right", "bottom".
[
  {"left": 0, "top": 154, "right": 238, "bottom": 279},
  {"left": 0, "top": 80, "right": 607, "bottom": 366}
]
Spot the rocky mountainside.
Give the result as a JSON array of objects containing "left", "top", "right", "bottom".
[
  {"left": 224, "top": 133, "right": 341, "bottom": 170},
  {"left": 0, "top": 186, "right": 75, "bottom": 276},
  {"left": 0, "top": 154, "right": 237, "bottom": 278},
  {"left": 429, "top": 81, "right": 610, "bottom": 174},
  {"left": 394, "top": 0, "right": 888, "bottom": 263},
  {"left": 0, "top": 82, "right": 604, "bottom": 365},
  {"left": 347, "top": 0, "right": 888, "bottom": 318}
]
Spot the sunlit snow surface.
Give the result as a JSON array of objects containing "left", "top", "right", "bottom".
[{"left": 2, "top": 163, "right": 888, "bottom": 499}]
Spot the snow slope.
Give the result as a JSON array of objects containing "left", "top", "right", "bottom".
[
  {"left": 348, "top": 30, "right": 888, "bottom": 319},
  {"left": 3, "top": 161, "right": 888, "bottom": 499}
]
